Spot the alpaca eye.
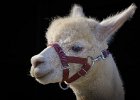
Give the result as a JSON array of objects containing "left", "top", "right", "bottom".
[{"left": 71, "top": 45, "right": 83, "bottom": 53}]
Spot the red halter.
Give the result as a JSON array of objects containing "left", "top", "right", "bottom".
[
  {"left": 48, "top": 43, "right": 110, "bottom": 85},
  {"left": 49, "top": 43, "right": 90, "bottom": 83}
]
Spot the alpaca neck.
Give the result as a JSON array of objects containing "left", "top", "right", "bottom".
[
  {"left": 70, "top": 75, "right": 107, "bottom": 100},
  {"left": 69, "top": 55, "right": 124, "bottom": 100},
  {"left": 70, "top": 79, "right": 99, "bottom": 100}
]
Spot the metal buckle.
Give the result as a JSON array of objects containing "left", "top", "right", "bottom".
[
  {"left": 61, "top": 64, "right": 70, "bottom": 70},
  {"left": 87, "top": 56, "right": 95, "bottom": 67},
  {"left": 59, "top": 82, "right": 69, "bottom": 90},
  {"left": 78, "top": 67, "right": 87, "bottom": 76},
  {"left": 101, "top": 51, "right": 106, "bottom": 59}
]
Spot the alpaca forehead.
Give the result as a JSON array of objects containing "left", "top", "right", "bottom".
[
  {"left": 60, "top": 31, "right": 93, "bottom": 45},
  {"left": 47, "top": 17, "right": 97, "bottom": 43}
]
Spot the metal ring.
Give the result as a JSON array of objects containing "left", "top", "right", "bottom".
[
  {"left": 87, "top": 56, "right": 95, "bottom": 67},
  {"left": 61, "top": 64, "right": 70, "bottom": 70},
  {"left": 59, "top": 82, "right": 69, "bottom": 90},
  {"left": 91, "top": 60, "right": 95, "bottom": 66}
]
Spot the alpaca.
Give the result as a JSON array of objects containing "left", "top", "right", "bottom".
[{"left": 30, "top": 4, "right": 136, "bottom": 100}]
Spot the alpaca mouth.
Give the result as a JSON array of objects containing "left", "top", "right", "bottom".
[
  {"left": 34, "top": 69, "right": 53, "bottom": 79},
  {"left": 36, "top": 75, "right": 47, "bottom": 81},
  {"left": 35, "top": 73, "right": 47, "bottom": 79}
]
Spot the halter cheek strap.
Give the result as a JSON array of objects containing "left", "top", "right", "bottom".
[{"left": 48, "top": 43, "right": 110, "bottom": 90}]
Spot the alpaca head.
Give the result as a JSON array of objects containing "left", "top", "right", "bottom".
[{"left": 30, "top": 4, "right": 136, "bottom": 85}]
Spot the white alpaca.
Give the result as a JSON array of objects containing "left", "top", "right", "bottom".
[{"left": 30, "top": 4, "right": 136, "bottom": 100}]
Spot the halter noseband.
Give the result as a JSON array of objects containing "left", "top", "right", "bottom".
[{"left": 48, "top": 43, "right": 110, "bottom": 90}]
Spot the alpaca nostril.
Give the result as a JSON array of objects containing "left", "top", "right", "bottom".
[
  {"left": 31, "top": 55, "right": 45, "bottom": 68},
  {"left": 34, "top": 60, "right": 44, "bottom": 67}
]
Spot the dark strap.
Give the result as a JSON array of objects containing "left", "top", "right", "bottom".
[
  {"left": 62, "top": 69, "right": 69, "bottom": 82},
  {"left": 67, "top": 56, "right": 87, "bottom": 65}
]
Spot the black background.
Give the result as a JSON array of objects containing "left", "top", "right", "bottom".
[{"left": 2, "top": 0, "right": 140, "bottom": 99}]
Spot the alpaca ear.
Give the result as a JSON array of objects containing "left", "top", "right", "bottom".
[
  {"left": 70, "top": 4, "right": 85, "bottom": 17},
  {"left": 96, "top": 4, "right": 137, "bottom": 42}
]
